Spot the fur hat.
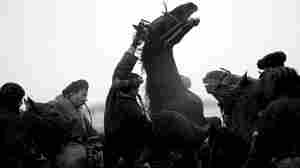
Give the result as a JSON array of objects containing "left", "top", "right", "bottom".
[
  {"left": 0, "top": 82, "right": 25, "bottom": 103},
  {"left": 62, "top": 79, "right": 89, "bottom": 96},
  {"left": 257, "top": 51, "right": 287, "bottom": 70}
]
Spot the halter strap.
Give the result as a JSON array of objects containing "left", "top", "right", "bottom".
[
  {"left": 137, "top": 93, "right": 152, "bottom": 122},
  {"left": 84, "top": 103, "right": 94, "bottom": 127}
]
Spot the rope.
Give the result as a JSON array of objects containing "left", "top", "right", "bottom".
[
  {"left": 162, "top": 0, "right": 168, "bottom": 14},
  {"left": 137, "top": 93, "right": 152, "bottom": 122},
  {"left": 84, "top": 103, "right": 94, "bottom": 127}
]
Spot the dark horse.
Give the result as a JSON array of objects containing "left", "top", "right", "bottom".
[
  {"left": 138, "top": 2, "right": 210, "bottom": 168},
  {"left": 206, "top": 66, "right": 300, "bottom": 168},
  {"left": 140, "top": 2, "right": 206, "bottom": 126},
  {"left": 21, "top": 97, "right": 74, "bottom": 168},
  {"left": 203, "top": 71, "right": 265, "bottom": 168},
  {"left": 202, "top": 70, "right": 261, "bottom": 168},
  {"left": 203, "top": 69, "right": 260, "bottom": 141}
]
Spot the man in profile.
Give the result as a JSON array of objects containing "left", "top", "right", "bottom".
[{"left": 49, "top": 79, "right": 100, "bottom": 168}]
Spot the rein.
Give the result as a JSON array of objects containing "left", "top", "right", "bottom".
[
  {"left": 159, "top": 12, "right": 189, "bottom": 47},
  {"left": 137, "top": 93, "right": 152, "bottom": 122},
  {"left": 84, "top": 103, "right": 94, "bottom": 127}
]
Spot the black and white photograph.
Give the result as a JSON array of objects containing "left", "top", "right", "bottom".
[{"left": 1, "top": 0, "right": 300, "bottom": 167}]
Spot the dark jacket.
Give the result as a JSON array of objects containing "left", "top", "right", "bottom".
[
  {"left": 48, "top": 95, "right": 98, "bottom": 144},
  {"left": 104, "top": 50, "right": 150, "bottom": 144},
  {"left": 0, "top": 104, "right": 25, "bottom": 167}
]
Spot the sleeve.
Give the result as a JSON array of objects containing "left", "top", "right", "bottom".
[{"left": 112, "top": 51, "right": 138, "bottom": 86}]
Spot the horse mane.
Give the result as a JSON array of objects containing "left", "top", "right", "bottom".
[
  {"left": 217, "top": 74, "right": 261, "bottom": 140},
  {"left": 141, "top": 37, "right": 186, "bottom": 112}
]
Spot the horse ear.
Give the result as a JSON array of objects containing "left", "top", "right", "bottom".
[
  {"left": 163, "top": 0, "right": 168, "bottom": 14},
  {"left": 238, "top": 72, "right": 249, "bottom": 87},
  {"left": 25, "top": 97, "right": 35, "bottom": 110},
  {"left": 219, "top": 67, "right": 231, "bottom": 74},
  {"left": 133, "top": 25, "right": 139, "bottom": 30}
]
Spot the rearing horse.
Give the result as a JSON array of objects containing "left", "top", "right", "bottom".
[{"left": 141, "top": 2, "right": 206, "bottom": 127}]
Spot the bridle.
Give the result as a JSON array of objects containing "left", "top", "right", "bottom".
[{"left": 159, "top": 12, "right": 191, "bottom": 46}]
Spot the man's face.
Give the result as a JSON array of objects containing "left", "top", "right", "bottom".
[{"left": 69, "top": 88, "right": 88, "bottom": 108}]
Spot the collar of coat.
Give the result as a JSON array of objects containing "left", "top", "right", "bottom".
[{"left": 118, "top": 91, "right": 137, "bottom": 101}]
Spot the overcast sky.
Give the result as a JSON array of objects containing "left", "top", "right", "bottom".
[{"left": 1, "top": 0, "right": 300, "bottom": 104}]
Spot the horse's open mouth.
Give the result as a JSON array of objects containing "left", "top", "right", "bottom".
[
  {"left": 180, "top": 2, "right": 198, "bottom": 21},
  {"left": 161, "top": 13, "right": 199, "bottom": 47},
  {"left": 184, "top": 3, "right": 199, "bottom": 23}
]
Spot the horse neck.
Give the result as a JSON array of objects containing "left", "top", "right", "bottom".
[{"left": 143, "top": 48, "right": 186, "bottom": 112}]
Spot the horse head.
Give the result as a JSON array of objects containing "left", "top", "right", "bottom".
[
  {"left": 138, "top": 2, "right": 203, "bottom": 119},
  {"left": 203, "top": 69, "right": 243, "bottom": 115},
  {"left": 203, "top": 69, "right": 260, "bottom": 133},
  {"left": 141, "top": 2, "right": 199, "bottom": 66},
  {"left": 144, "top": 2, "right": 198, "bottom": 49},
  {"left": 203, "top": 68, "right": 240, "bottom": 97}
]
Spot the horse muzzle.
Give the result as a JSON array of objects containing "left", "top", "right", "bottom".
[{"left": 160, "top": 18, "right": 200, "bottom": 48}]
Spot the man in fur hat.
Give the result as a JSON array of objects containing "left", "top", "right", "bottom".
[
  {"left": 257, "top": 51, "right": 287, "bottom": 71},
  {"left": 49, "top": 79, "right": 101, "bottom": 168}
]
